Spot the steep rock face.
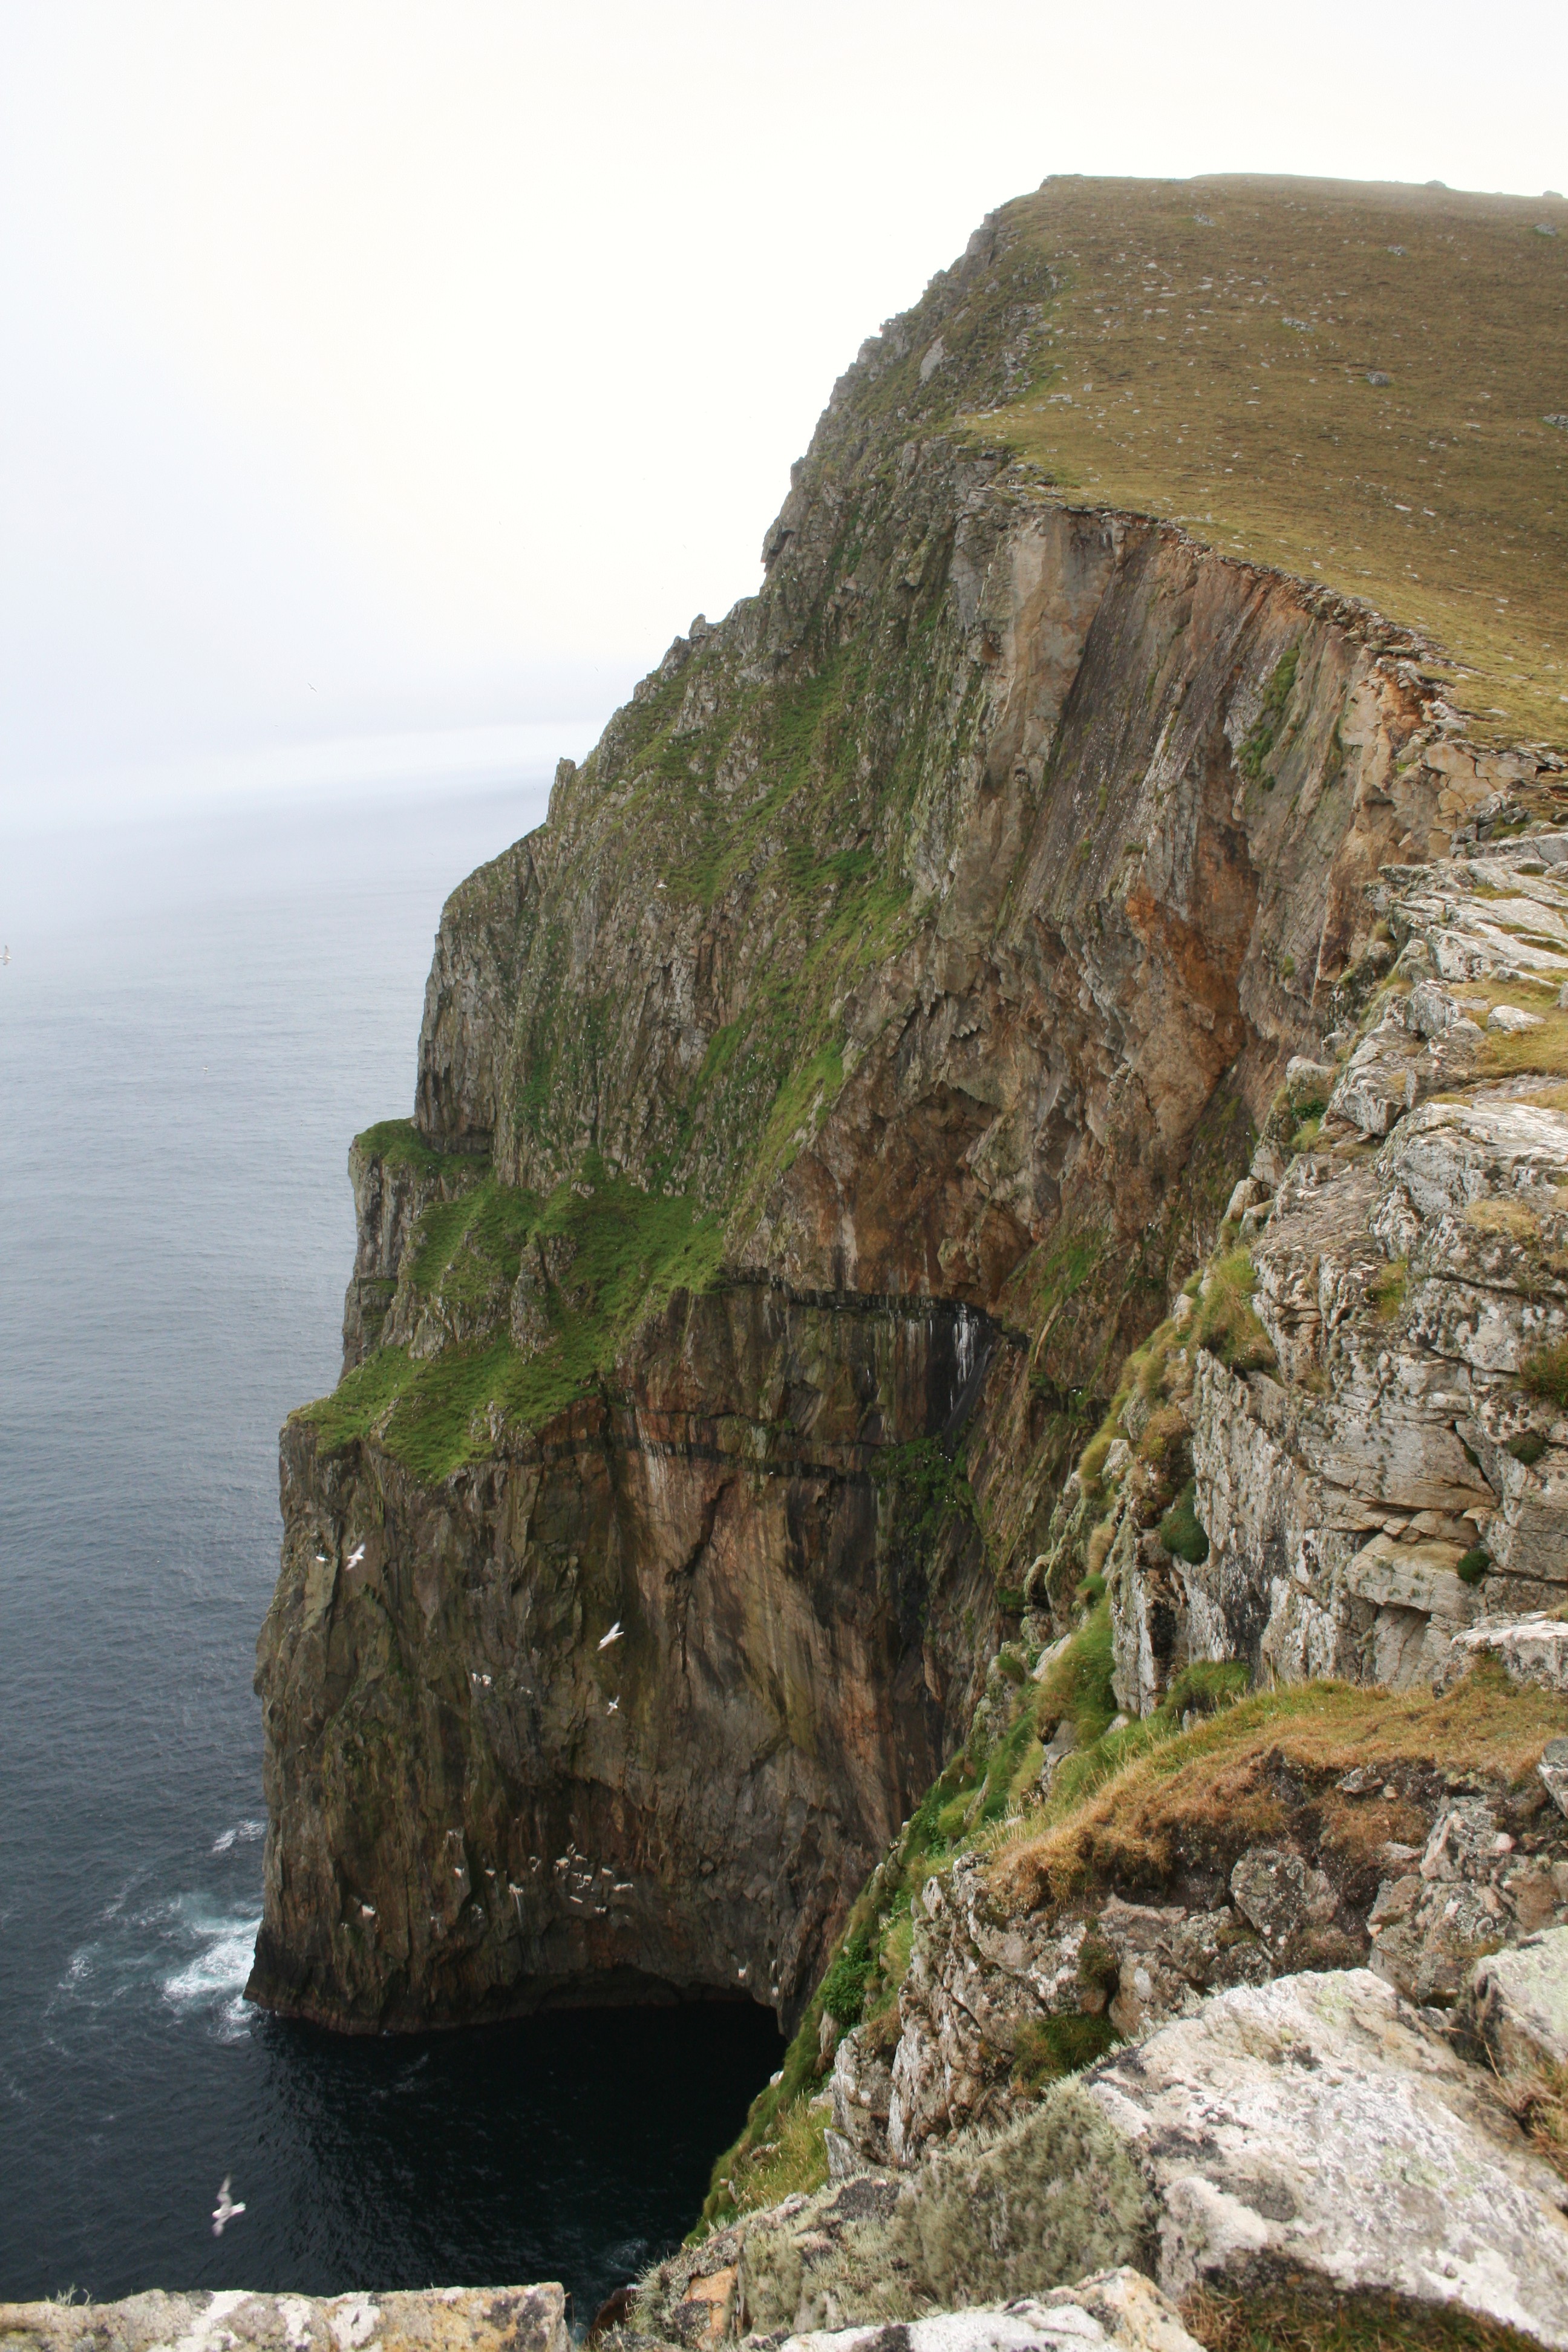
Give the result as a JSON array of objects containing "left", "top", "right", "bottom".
[
  {"left": 252, "top": 202, "right": 1519, "bottom": 2033},
  {"left": 1098, "top": 828, "right": 1568, "bottom": 1718},
  {"left": 254, "top": 1287, "right": 998, "bottom": 2028}
]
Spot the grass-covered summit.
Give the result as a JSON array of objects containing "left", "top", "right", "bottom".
[{"left": 954, "top": 175, "right": 1567, "bottom": 746}]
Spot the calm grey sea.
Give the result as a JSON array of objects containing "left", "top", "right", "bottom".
[{"left": 0, "top": 779, "right": 780, "bottom": 2305}]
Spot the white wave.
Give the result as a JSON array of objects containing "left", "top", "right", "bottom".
[
  {"left": 162, "top": 1912, "right": 262, "bottom": 2013},
  {"left": 211, "top": 1818, "right": 266, "bottom": 1855},
  {"left": 54, "top": 1889, "right": 261, "bottom": 2040},
  {"left": 213, "top": 1991, "right": 255, "bottom": 2045}
]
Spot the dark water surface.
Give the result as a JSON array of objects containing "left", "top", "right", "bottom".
[{"left": 0, "top": 780, "right": 782, "bottom": 2304}]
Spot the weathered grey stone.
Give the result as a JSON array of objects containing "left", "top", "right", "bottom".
[
  {"left": 0, "top": 2289, "right": 569, "bottom": 2352},
  {"left": 775, "top": 2272, "right": 1203, "bottom": 2352},
  {"left": 1229, "top": 1847, "right": 1337, "bottom": 1948},
  {"left": 1408, "top": 978, "right": 1462, "bottom": 1037},
  {"left": 1443, "top": 1615, "right": 1568, "bottom": 1696},
  {"left": 1420, "top": 1797, "right": 1503, "bottom": 1881},
  {"left": 1540, "top": 1737, "right": 1568, "bottom": 1819},
  {"left": 1083, "top": 1970, "right": 1568, "bottom": 2342},
  {"left": 831, "top": 2024, "right": 894, "bottom": 2166},
  {"left": 1472, "top": 1926, "right": 1568, "bottom": 2075}
]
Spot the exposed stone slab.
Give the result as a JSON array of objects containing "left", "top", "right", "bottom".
[
  {"left": 0, "top": 2288, "right": 569, "bottom": 2352},
  {"left": 1082, "top": 1970, "right": 1568, "bottom": 2344},
  {"left": 773, "top": 2272, "right": 1203, "bottom": 2352},
  {"left": 1440, "top": 1614, "right": 1568, "bottom": 1696}
]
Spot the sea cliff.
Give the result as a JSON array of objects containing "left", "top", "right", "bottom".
[{"left": 248, "top": 167, "right": 1568, "bottom": 2128}]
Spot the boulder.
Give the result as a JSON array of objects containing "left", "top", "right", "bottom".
[
  {"left": 673, "top": 2267, "right": 738, "bottom": 2347},
  {"left": 1472, "top": 1926, "right": 1568, "bottom": 2075},
  {"left": 1443, "top": 1615, "right": 1568, "bottom": 1697},
  {"left": 775, "top": 2272, "right": 1203, "bottom": 2352},
  {"left": 1227, "top": 1847, "right": 1336, "bottom": 1949},
  {"left": 1083, "top": 1969, "right": 1568, "bottom": 2344}
]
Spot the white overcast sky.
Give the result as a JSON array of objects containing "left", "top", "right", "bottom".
[{"left": 3, "top": 0, "right": 1566, "bottom": 819}]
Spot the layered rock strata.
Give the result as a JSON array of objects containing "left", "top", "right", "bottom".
[{"left": 1093, "top": 823, "right": 1568, "bottom": 1719}]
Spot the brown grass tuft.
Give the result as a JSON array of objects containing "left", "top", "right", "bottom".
[
  {"left": 1183, "top": 2277, "right": 1545, "bottom": 2351},
  {"left": 1465, "top": 1199, "right": 1542, "bottom": 1242},
  {"left": 989, "top": 1665, "right": 1568, "bottom": 1914}
]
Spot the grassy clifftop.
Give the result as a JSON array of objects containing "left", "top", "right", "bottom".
[{"left": 962, "top": 174, "right": 1566, "bottom": 746}]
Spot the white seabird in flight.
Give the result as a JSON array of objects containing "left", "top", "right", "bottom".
[
  {"left": 597, "top": 1621, "right": 624, "bottom": 1650},
  {"left": 212, "top": 2177, "right": 246, "bottom": 2235},
  {"left": 345, "top": 1544, "right": 366, "bottom": 1569},
  {"left": 607, "top": 1697, "right": 619, "bottom": 1713}
]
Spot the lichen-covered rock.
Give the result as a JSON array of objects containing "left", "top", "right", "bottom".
[
  {"left": 772, "top": 2271, "right": 1203, "bottom": 2352},
  {"left": 1442, "top": 1616, "right": 1568, "bottom": 1697},
  {"left": 1542, "top": 1738, "right": 1568, "bottom": 1819},
  {"left": 731, "top": 2095, "right": 1156, "bottom": 2336},
  {"left": 861, "top": 1749, "right": 1568, "bottom": 2172},
  {"left": 650, "top": 1973, "right": 1568, "bottom": 2347},
  {"left": 1102, "top": 837, "right": 1568, "bottom": 1715},
  {"left": 0, "top": 2288, "right": 568, "bottom": 2352},
  {"left": 1084, "top": 1969, "right": 1568, "bottom": 2342},
  {"left": 831, "top": 2022, "right": 895, "bottom": 2165}
]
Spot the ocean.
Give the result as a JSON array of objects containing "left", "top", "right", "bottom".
[{"left": 0, "top": 776, "right": 781, "bottom": 2307}]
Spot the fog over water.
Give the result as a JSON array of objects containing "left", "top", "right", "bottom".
[{"left": 0, "top": 774, "right": 782, "bottom": 2304}]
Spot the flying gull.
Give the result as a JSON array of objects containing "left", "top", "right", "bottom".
[
  {"left": 597, "top": 1621, "right": 624, "bottom": 1650},
  {"left": 212, "top": 2177, "right": 246, "bottom": 2236},
  {"left": 346, "top": 1544, "right": 366, "bottom": 1569}
]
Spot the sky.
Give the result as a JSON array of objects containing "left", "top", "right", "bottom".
[{"left": 3, "top": 0, "right": 1566, "bottom": 824}]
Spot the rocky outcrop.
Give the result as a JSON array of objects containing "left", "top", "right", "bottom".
[
  {"left": 0, "top": 2288, "right": 567, "bottom": 2352},
  {"left": 1083, "top": 1970, "right": 1568, "bottom": 2335},
  {"left": 638, "top": 1972, "right": 1568, "bottom": 2347},
  {"left": 831, "top": 1768, "right": 1568, "bottom": 2171},
  {"left": 1472, "top": 1926, "right": 1568, "bottom": 2076},
  {"left": 768, "top": 2272, "right": 1203, "bottom": 2352},
  {"left": 1088, "top": 823, "right": 1568, "bottom": 1721}
]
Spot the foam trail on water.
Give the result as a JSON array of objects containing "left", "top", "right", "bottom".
[
  {"left": 211, "top": 1819, "right": 266, "bottom": 1855},
  {"left": 162, "top": 1909, "right": 263, "bottom": 2014}
]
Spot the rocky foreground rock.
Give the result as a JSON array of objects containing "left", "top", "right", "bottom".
[
  {"left": 642, "top": 1970, "right": 1568, "bottom": 2350},
  {"left": 0, "top": 2289, "right": 567, "bottom": 2352}
]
